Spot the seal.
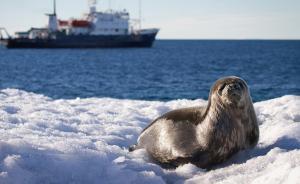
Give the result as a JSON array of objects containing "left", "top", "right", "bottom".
[{"left": 129, "top": 76, "right": 259, "bottom": 168}]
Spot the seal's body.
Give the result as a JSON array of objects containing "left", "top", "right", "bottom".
[{"left": 130, "top": 76, "right": 259, "bottom": 168}]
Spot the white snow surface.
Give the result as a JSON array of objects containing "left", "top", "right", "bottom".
[{"left": 0, "top": 89, "right": 299, "bottom": 184}]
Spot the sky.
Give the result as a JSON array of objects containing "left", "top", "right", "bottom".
[{"left": 0, "top": 0, "right": 300, "bottom": 39}]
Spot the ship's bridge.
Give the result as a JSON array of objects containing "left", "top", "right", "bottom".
[{"left": 89, "top": 10, "right": 130, "bottom": 35}]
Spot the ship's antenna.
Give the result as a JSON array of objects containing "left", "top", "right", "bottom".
[
  {"left": 53, "top": 0, "right": 56, "bottom": 15},
  {"left": 139, "top": 0, "right": 142, "bottom": 30}
]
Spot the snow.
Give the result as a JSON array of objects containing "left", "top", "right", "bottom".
[{"left": 0, "top": 89, "right": 299, "bottom": 184}]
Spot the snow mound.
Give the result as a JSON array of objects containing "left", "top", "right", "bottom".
[{"left": 0, "top": 89, "right": 299, "bottom": 184}]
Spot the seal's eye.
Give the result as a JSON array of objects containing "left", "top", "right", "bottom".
[
  {"left": 233, "top": 81, "right": 244, "bottom": 91},
  {"left": 238, "top": 81, "right": 245, "bottom": 90}
]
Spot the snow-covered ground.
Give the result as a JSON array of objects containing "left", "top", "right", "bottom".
[{"left": 0, "top": 89, "right": 299, "bottom": 184}]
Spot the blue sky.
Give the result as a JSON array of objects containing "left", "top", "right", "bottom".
[{"left": 0, "top": 0, "right": 299, "bottom": 39}]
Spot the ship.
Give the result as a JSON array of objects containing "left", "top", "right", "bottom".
[{"left": 0, "top": 0, "right": 159, "bottom": 48}]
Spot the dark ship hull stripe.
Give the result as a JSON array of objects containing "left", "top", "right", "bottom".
[{"left": 3, "top": 32, "right": 158, "bottom": 49}]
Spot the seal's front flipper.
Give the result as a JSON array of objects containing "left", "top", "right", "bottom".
[{"left": 129, "top": 144, "right": 137, "bottom": 152}]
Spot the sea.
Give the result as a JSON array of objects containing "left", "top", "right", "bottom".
[{"left": 0, "top": 40, "right": 299, "bottom": 102}]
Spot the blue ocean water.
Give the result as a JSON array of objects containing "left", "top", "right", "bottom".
[{"left": 0, "top": 40, "right": 299, "bottom": 101}]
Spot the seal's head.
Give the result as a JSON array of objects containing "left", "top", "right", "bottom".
[{"left": 211, "top": 76, "right": 250, "bottom": 108}]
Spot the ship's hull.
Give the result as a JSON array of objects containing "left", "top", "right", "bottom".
[{"left": 2, "top": 31, "right": 158, "bottom": 49}]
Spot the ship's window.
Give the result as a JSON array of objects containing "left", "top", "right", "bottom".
[{"left": 115, "top": 29, "right": 119, "bottom": 32}]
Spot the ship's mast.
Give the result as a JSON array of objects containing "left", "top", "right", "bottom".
[
  {"left": 54, "top": 0, "right": 57, "bottom": 15},
  {"left": 47, "top": 0, "right": 58, "bottom": 32},
  {"left": 89, "top": 0, "right": 97, "bottom": 13}
]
